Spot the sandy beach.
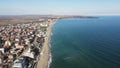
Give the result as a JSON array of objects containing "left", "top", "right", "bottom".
[{"left": 37, "top": 19, "right": 57, "bottom": 68}]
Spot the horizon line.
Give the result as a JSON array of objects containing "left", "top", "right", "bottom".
[{"left": 0, "top": 14, "right": 120, "bottom": 16}]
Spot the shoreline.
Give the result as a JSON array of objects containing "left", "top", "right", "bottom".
[{"left": 37, "top": 19, "right": 57, "bottom": 68}]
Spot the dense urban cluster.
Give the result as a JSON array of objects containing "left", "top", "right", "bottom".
[{"left": 0, "top": 20, "right": 49, "bottom": 68}]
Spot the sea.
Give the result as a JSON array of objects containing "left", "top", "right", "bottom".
[{"left": 50, "top": 16, "right": 120, "bottom": 68}]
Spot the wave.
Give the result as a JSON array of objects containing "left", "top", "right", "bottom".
[
  {"left": 47, "top": 50, "right": 52, "bottom": 68},
  {"left": 51, "top": 32, "right": 53, "bottom": 36},
  {"left": 47, "top": 32, "right": 53, "bottom": 68}
]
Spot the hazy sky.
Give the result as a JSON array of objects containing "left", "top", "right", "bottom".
[{"left": 0, "top": 0, "right": 120, "bottom": 15}]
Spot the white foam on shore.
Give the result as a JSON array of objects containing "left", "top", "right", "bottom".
[
  {"left": 51, "top": 32, "right": 53, "bottom": 36},
  {"left": 47, "top": 33, "right": 53, "bottom": 68},
  {"left": 47, "top": 49, "right": 52, "bottom": 68},
  {"left": 48, "top": 20, "right": 57, "bottom": 68}
]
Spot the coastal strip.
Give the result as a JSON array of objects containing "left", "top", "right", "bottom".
[{"left": 37, "top": 19, "right": 57, "bottom": 68}]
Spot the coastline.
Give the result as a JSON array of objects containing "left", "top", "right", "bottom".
[{"left": 37, "top": 19, "right": 57, "bottom": 68}]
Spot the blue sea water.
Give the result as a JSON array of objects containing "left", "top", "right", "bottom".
[{"left": 50, "top": 16, "right": 120, "bottom": 68}]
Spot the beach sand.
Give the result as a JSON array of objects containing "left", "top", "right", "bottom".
[{"left": 37, "top": 19, "right": 56, "bottom": 68}]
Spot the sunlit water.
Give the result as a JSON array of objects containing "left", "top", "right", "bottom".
[{"left": 50, "top": 16, "right": 120, "bottom": 68}]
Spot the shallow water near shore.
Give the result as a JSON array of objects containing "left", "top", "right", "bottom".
[{"left": 50, "top": 16, "right": 120, "bottom": 68}]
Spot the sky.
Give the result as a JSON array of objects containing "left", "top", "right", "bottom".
[{"left": 0, "top": 0, "right": 120, "bottom": 15}]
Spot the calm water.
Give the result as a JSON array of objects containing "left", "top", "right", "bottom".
[{"left": 50, "top": 16, "right": 120, "bottom": 68}]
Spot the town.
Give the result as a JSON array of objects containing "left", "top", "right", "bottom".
[{"left": 0, "top": 18, "right": 56, "bottom": 68}]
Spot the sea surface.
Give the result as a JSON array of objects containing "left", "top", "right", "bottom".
[{"left": 50, "top": 16, "right": 120, "bottom": 68}]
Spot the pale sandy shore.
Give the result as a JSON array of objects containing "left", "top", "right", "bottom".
[{"left": 37, "top": 19, "right": 57, "bottom": 68}]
